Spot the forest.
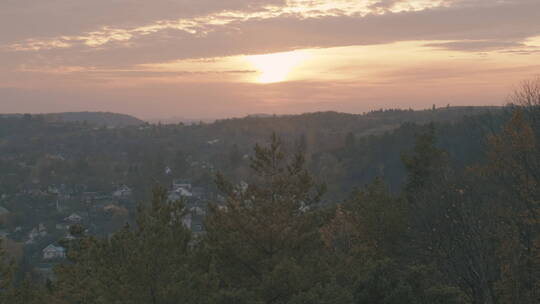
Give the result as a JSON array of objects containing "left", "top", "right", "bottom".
[{"left": 1, "top": 80, "right": 540, "bottom": 304}]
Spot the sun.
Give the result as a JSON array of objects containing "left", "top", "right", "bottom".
[{"left": 247, "top": 51, "right": 308, "bottom": 84}]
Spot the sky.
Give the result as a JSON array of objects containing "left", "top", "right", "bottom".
[{"left": 1, "top": 0, "right": 539, "bottom": 119}]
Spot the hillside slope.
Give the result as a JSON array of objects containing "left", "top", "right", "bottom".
[{"left": 42, "top": 112, "right": 144, "bottom": 127}]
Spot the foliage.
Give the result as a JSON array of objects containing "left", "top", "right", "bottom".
[
  {"left": 52, "top": 187, "right": 201, "bottom": 304},
  {"left": 4, "top": 97, "right": 540, "bottom": 303},
  {"left": 204, "top": 134, "right": 340, "bottom": 303}
]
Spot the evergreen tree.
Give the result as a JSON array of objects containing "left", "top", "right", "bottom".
[
  {"left": 483, "top": 110, "right": 540, "bottom": 303},
  {"left": 204, "top": 134, "right": 349, "bottom": 303},
  {"left": 0, "top": 239, "right": 15, "bottom": 304},
  {"left": 322, "top": 180, "right": 466, "bottom": 304},
  {"left": 400, "top": 127, "right": 494, "bottom": 303},
  {"left": 53, "top": 187, "right": 203, "bottom": 304}
]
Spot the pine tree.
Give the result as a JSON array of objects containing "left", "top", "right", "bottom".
[
  {"left": 0, "top": 239, "right": 15, "bottom": 304},
  {"left": 53, "top": 187, "right": 202, "bottom": 304},
  {"left": 483, "top": 110, "right": 540, "bottom": 303},
  {"left": 322, "top": 179, "right": 466, "bottom": 304},
  {"left": 401, "top": 126, "right": 495, "bottom": 303},
  {"left": 204, "top": 133, "right": 348, "bottom": 303}
]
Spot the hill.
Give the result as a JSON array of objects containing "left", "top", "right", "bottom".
[
  {"left": 40, "top": 112, "right": 144, "bottom": 127},
  {"left": 0, "top": 105, "right": 505, "bottom": 200}
]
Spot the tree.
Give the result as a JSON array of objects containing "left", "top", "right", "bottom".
[
  {"left": 0, "top": 239, "right": 15, "bottom": 304},
  {"left": 228, "top": 144, "right": 242, "bottom": 169},
  {"left": 322, "top": 179, "right": 466, "bottom": 304},
  {"left": 173, "top": 150, "right": 189, "bottom": 176},
  {"left": 483, "top": 109, "right": 540, "bottom": 303},
  {"left": 8, "top": 275, "right": 48, "bottom": 304},
  {"left": 53, "top": 187, "right": 204, "bottom": 304},
  {"left": 204, "top": 134, "right": 348, "bottom": 303},
  {"left": 508, "top": 76, "right": 540, "bottom": 142},
  {"left": 401, "top": 124, "right": 447, "bottom": 199},
  {"left": 508, "top": 77, "right": 540, "bottom": 109},
  {"left": 402, "top": 126, "right": 497, "bottom": 304},
  {"left": 344, "top": 132, "right": 356, "bottom": 151}
]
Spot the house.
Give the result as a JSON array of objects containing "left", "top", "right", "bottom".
[
  {"left": 112, "top": 185, "right": 132, "bottom": 198},
  {"left": 190, "top": 206, "right": 206, "bottom": 217},
  {"left": 200, "top": 161, "right": 214, "bottom": 170},
  {"left": 47, "top": 185, "right": 60, "bottom": 195},
  {"left": 42, "top": 244, "right": 66, "bottom": 260},
  {"left": 26, "top": 223, "right": 48, "bottom": 244},
  {"left": 64, "top": 233, "right": 76, "bottom": 241},
  {"left": 172, "top": 179, "right": 192, "bottom": 191},
  {"left": 104, "top": 204, "right": 121, "bottom": 212},
  {"left": 46, "top": 153, "right": 66, "bottom": 161},
  {"left": 64, "top": 213, "right": 83, "bottom": 223},
  {"left": 167, "top": 187, "right": 193, "bottom": 202},
  {"left": 168, "top": 180, "right": 194, "bottom": 201},
  {"left": 103, "top": 204, "right": 129, "bottom": 217}
]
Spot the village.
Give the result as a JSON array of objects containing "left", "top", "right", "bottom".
[{"left": 0, "top": 177, "right": 213, "bottom": 281}]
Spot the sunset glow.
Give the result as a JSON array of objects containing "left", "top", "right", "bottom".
[
  {"left": 247, "top": 51, "right": 309, "bottom": 84},
  {"left": 1, "top": 0, "right": 539, "bottom": 118}
]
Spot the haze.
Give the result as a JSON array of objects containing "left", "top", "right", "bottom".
[{"left": 1, "top": 0, "right": 539, "bottom": 119}]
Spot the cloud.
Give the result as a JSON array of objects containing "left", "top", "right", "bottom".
[
  {"left": 1, "top": 0, "right": 539, "bottom": 69},
  {"left": 0, "top": 0, "right": 287, "bottom": 44},
  {"left": 1, "top": 0, "right": 539, "bottom": 118},
  {"left": 424, "top": 40, "right": 526, "bottom": 52}
]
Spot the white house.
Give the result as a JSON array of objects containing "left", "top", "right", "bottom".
[
  {"left": 64, "top": 233, "right": 76, "bottom": 241},
  {"left": 168, "top": 180, "right": 194, "bottom": 202},
  {"left": 46, "top": 154, "right": 66, "bottom": 161},
  {"left": 167, "top": 187, "right": 193, "bottom": 202},
  {"left": 113, "top": 185, "right": 132, "bottom": 198},
  {"left": 47, "top": 185, "right": 60, "bottom": 195},
  {"left": 172, "top": 180, "right": 192, "bottom": 191},
  {"left": 190, "top": 206, "right": 206, "bottom": 216},
  {"left": 64, "top": 213, "right": 83, "bottom": 223},
  {"left": 42, "top": 244, "right": 66, "bottom": 260}
]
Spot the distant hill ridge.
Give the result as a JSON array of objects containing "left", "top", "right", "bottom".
[
  {"left": 1, "top": 112, "right": 144, "bottom": 127},
  {"left": 209, "top": 106, "right": 502, "bottom": 138},
  {"left": 1, "top": 106, "right": 500, "bottom": 129},
  {"left": 44, "top": 112, "right": 144, "bottom": 126}
]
